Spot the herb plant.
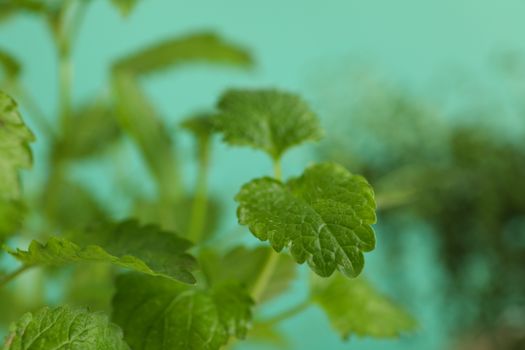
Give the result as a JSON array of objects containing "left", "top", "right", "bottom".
[{"left": 0, "top": 1, "right": 415, "bottom": 349}]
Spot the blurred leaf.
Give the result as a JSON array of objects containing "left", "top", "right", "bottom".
[
  {"left": 41, "top": 178, "right": 109, "bottom": 230},
  {"left": 0, "top": 91, "right": 34, "bottom": 239},
  {"left": 216, "top": 88, "right": 323, "bottom": 160},
  {"left": 112, "top": 273, "right": 253, "bottom": 350},
  {"left": 0, "top": 0, "right": 46, "bottom": 21},
  {"left": 201, "top": 245, "right": 296, "bottom": 303},
  {"left": 236, "top": 162, "right": 376, "bottom": 278},
  {"left": 246, "top": 322, "right": 289, "bottom": 348},
  {"left": 0, "top": 49, "right": 21, "bottom": 80},
  {"left": 0, "top": 200, "right": 25, "bottom": 242},
  {"left": 109, "top": 0, "right": 139, "bottom": 16},
  {"left": 113, "top": 32, "right": 252, "bottom": 76},
  {"left": 112, "top": 72, "right": 181, "bottom": 200},
  {"left": 64, "top": 263, "right": 115, "bottom": 313},
  {"left": 53, "top": 101, "right": 121, "bottom": 160},
  {"left": 0, "top": 91, "right": 34, "bottom": 199},
  {"left": 5, "top": 220, "right": 198, "bottom": 284},
  {"left": 181, "top": 114, "right": 216, "bottom": 140},
  {"left": 4, "top": 305, "right": 129, "bottom": 350},
  {"left": 312, "top": 274, "right": 417, "bottom": 339},
  {"left": 111, "top": 33, "right": 252, "bottom": 203}
]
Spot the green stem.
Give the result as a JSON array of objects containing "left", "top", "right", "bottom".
[
  {"left": 0, "top": 265, "right": 31, "bottom": 288},
  {"left": 260, "top": 299, "right": 310, "bottom": 325},
  {"left": 188, "top": 139, "right": 211, "bottom": 243},
  {"left": 58, "top": 49, "right": 72, "bottom": 131},
  {"left": 250, "top": 158, "right": 283, "bottom": 302}
]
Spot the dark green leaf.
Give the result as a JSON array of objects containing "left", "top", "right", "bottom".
[
  {"left": 201, "top": 245, "right": 296, "bottom": 303},
  {"left": 5, "top": 220, "right": 197, "bottom": 284},
  {"left": 216, "top": 89, "right": 323, "bottom": 159},
  {"left": 312, "top": 274, "right": 417, "bottom": 339},
  {"left": 112, "top": 273, "right": 253, "bottom": 350},
  {"left": 3, "top": 305, "right": 129, "bottom": 350},
  {"left": 236, "top": 162, "right": 376, "bottom": 278}
]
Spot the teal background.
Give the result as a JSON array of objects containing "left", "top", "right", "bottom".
[{"left": 2, "top": 0, "right": 525, "bottom": 349}]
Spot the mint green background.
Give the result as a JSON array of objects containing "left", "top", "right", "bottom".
[{"left": 2, "top": 0, "right": 525, "bottom": 349}]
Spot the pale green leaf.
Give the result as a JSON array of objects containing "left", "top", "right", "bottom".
[
  {"left": 236, "top": 162, "right": 376, "bottom": 278},
  {"left": 113, "top": 32, "right": 252, "bottom": 75},
  {"left": 181, "top": 113, "right": 216, "bottom": 141},
  {"left": 6, "top": 220, "right": 197, "bottom": 284},
  {"left": 112, "top": 273, "right": 253, "bottom": 350},
  {"left": 312, "top": 274, "right": 417, "bottom": 339},
  {"left": 0, "top": 91, "right": 34, "bottom": 199},
  {"left": 216, "top": 89, "right": 323, "bottom": 159},
  {"left": 200, "top": 245, "right": 296, "bottom": 303},
  {"left": 3, "top": 305, "right": 129, "bottom": 350}
]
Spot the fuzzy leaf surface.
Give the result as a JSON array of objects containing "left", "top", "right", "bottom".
[
  {"left": 236, "top": 162, "right": 376, "bottom": 278},
  {"left": 6, "top": 220, "right": 197, "bottom": 284},
  {"left": 216, "top": 89, "right": 323, "bottom": 159},
  {"left": 3, "top": 305, "right": 129, "bottom": 350},
  {"left": 112, "top": 273, "right": 253, "bottom": 350},
  {"left": 312, "top": 274, "right": 417, "bottom": 339}
]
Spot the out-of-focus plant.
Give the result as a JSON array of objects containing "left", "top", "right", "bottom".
[
  {"left": 316, "top": 65, "right": 525, "bottom": 349},
  {"left": 0, "top": 1, "right": 416, "bottom": 349}
]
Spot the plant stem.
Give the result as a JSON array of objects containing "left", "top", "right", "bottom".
[
  {"left": 58, "top": 49, "right": 72, "bottom": 131},
  {"left": 188, "top": 139, "right": 211, "bottom": 243},
  {"left": 0, "top": 265, "right": 31, "bottom": 288},
  {"left": 250, "top": 159, "right": 283, "bottom": 302},
  {"left": 260, "top": 299, "right": 310, "bottom": 325}
]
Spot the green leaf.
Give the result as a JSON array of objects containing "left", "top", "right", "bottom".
[
  {"left": 0, "top": 49, "right": 21, "bottom": 80},
  {"left": 216, "top": 89, "right": 323, "bottom": 160},
  {"left": 0, "top": 91, "right": 34, "bottom": 199},
  {"left": 113, "top": 33, "right": 252, "bottom": 75},
  {"left": 109, "top": 0, "right": 139, "bottom": 16},
  {"left": 53, "top": 101, "right": 121, "bottom": 160},
  {"left": 0, "top": 200, "right": 25, "bottom": 242},
  {"left": 112, "top": 273, "right": 253, "bottom": 350},
  {"left": 236, "top": 162, "right": 376, "bottom": 278},
  {"left": 181, "top": 113, "right": 216, "bottom": 141},
  {"left": 3, "top": 305, "right": 129, "bottom": 350},
  {"left": 0, "top": 91, "right": 34, "bottom": 239},
  {"left": 311, "top": 274, "right": 417, "bottom": 339},
  {"left": 0, "top": 0, "right": 45, "bottom": 22},
  {"left": 201, "top": 245, "right": 296, "bottom": 303},
  {"left": 6, "top": 220, "right": 197, "bottom": 284},
  {"left": 41, "top": 178, "right": 109, "bottom": 230}
]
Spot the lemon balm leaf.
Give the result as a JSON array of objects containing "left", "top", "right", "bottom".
[
  {"left": 216, "top": 89, "right": 323, "bottom": 160},
  {"left": 4, "top": 306, "right": 129, "bottom": 350},
  {"left": 236, "top": 162, "right": 376, "bottom": 278},
  {"left": 5, "top": 220, "right": 197, "bottom": 284},
  {"left": 112, "top": 273, "right": 253, "bottom": 350},
  {"left": 312, "top": 275, "right": 417, "bottom": 339}
]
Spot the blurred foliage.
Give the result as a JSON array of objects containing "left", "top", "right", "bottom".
[{"left": 317, "top": 64, "right": 525, "bottom": 349}]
